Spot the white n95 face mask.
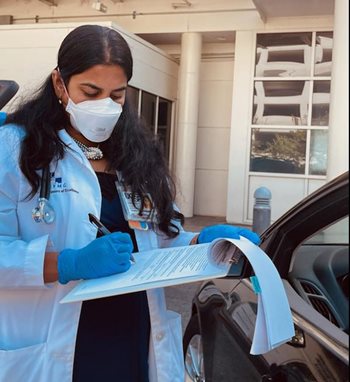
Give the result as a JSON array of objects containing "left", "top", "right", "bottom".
[{"left": 65, "top": 97, "right": 123, "bottom": 142}]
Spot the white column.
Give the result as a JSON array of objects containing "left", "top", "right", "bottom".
[
  {"left": 327, "top": 0, "right": 349, "bottom": 180},
  {"left": 226, "top": 31, "right": 255, "bottom": 224},
  {"left": 174, "top": 32, "right": 202, "bottom": 217}
]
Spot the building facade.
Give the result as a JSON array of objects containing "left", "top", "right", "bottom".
[{"left": 0, "top": 0, "right": 348, "bottom": 224}]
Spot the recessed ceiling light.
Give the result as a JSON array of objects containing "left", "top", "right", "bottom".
[
  {"left": 38, "top": 0, "right": 57, "bottom": 6},
  {"left": 172, "top": 0, "right": 192, "bottom": 9},
  {"left": 92, "top": 1, "right": 108, "bottom": 13}
]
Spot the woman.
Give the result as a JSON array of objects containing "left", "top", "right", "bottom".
[{"left": 0, "top": 25, "right": 259, "bottom": 382}]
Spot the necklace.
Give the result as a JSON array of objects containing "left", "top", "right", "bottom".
[{"left": 72, "top": 137, "right": 103, "bottom": 160}]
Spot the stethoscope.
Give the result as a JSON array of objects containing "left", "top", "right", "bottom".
[{"left": 32, "top": 166, "right": 56, "bottom": 224}]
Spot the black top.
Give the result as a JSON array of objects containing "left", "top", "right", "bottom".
[{"left": 73, "top": 172, "right": 150, "bottom": 382}]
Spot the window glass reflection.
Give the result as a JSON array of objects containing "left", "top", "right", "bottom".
[
  {"left": 304, "top": 216, "right": 348, "bottom": 245},
  {"left": 312, "top": 81, "right": 330, "bottom": 126},
  {"left": 314, "top": 32, "right": 333, "bottom": 77},
  {"left": 309, "top": 130, "right": 327, "bottom": 175},
  {"left": 157, "top": 98, "right": 172, "bottom": 161},
  {"left": 255, "top": 32, "right": 312, "bottom": 77},
  {"left": 252, "top": 81, "right": 309, "bottom": 125},
  {"left": 252, "top": 31, "right": 332, "bottom": 179},
  {"left": 141, "top": 91, "right": 157, "bottom": 132},
  {"left": 127, "top": 86, "right": 139, "bottom": 114},
  {"left": 250, "top": 129, "right": 306, "bottom": 174}
]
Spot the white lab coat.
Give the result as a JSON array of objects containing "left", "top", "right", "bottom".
[{"left": 0, "top": 124, "right": 196, "bottom": 382}]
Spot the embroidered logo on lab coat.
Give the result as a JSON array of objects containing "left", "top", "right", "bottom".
[{"left": 50, "top": 171, "right": 79, "bottom": 194}]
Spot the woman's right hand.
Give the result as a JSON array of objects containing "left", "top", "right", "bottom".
[{"left": 57, "top": 232, "right": 133, "bottom": 284}]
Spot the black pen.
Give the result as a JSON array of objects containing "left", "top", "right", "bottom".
[{"left": 88, "top": 213, "right": 136, "bottom": 263}]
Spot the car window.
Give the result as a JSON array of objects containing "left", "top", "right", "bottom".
[{"left": 304, "top": 216, "right": 349, "bottom": 245}]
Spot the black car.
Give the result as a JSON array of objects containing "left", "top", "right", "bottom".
[
  {"left": 0, "top": 80, "right": 18, "bottom": 110},
  {"left": 183, "top": 171, "right": 349, "bottom": 382}
]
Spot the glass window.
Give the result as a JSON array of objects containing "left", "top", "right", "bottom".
[
  {"left": 251, "top": 31, "right": 333, "bottom": 180},
  {"left": 255, "top": 32, "right": 312, "bottom": 77},
  {"left": 312, "top": 81, "right": 330, "bottom": 126},
  {"left": 250, "top": 129, "right": 306, "bottom": 174},
  {"left": 304, "top": 216, "right": 349, "bottom": 245},
  {"left": 309, "top": 130, "right": 328, "bottom": 176},
  {"left": 157, "top": 98, "right": 172, "bottom": 161},
  {"left": 139, "top": 91, "right": 174, "bottom": 162},
  {"left": 141, "top": 91, "right": 157, "bottom": 132},
  {"left": 314, "top": 32, "right": 333, "bottom": 77},
  {"left": 252, "top": 81, "right": 309, "bottom": 125},
  {"left": 127, "top": 86, "right": 139, "bottom": 113}
]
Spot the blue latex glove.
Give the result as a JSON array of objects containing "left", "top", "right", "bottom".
[
  {"left": 0, "top": 112, "right": 6, "bottom": 126},
  {"left": 198, "top": 224, "right": 260, "bottom": 245},
  {"left": 58, "top": 232, "right": 133, "bottom": 284}
]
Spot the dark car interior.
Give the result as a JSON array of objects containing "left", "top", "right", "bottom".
[{"left": 288, "top": 217, "right": 349, "bottom": 334}]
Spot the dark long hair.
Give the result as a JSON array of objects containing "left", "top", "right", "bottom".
[{"left": 7, "top": 24, "right": 184, "bottom": 237}]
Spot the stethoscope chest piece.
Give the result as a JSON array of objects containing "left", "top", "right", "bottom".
[
  {"left": 32, "top": 197, "right": 56, "bottom": 224},
  {"left": 32, "top": 166, "right": 56, "bottom": 224}
]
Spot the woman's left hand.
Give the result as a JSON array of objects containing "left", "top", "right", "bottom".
[
  {"left": 197, "top": 224, "right": 260, "bottom": 245},
  {"left": 0, "top": 112, "right": 6, "bottom": 126}
]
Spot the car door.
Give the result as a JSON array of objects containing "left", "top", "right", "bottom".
[
  {"left": 184, "top": 172, "right": 349, "bottom": 382},
  {"left": 228, "top": 172, "right": 349, "bottom": 381}
]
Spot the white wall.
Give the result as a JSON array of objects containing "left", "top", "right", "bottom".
[
  {"left": 226, "top": 31, "right": 255, "bottom": 224},
  {"left": 0, "top": 0, "right": 263, "bottom": 32},
  {"left": 194, "top": 59, "right": 234, "bottom": 216},
  {"left": 0, "top": 25, "right": 70, "bottom": 103},
  {"left": 157, "top": 42, "right": 235, "bottom": 217},
  {"left": 0, "top": 22, "right": 179, "bottom": 110}
]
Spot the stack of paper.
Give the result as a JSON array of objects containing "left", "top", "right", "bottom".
[{"left": 60, "top": 237, "right": 295, "bottom": 354}]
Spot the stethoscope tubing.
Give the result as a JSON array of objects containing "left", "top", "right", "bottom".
[
  {"left": 32, "top": 165, "right": 56, "bottom": 224},
  {"left": 40, "top": 166, "right": 51, "bottom": 200}
]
